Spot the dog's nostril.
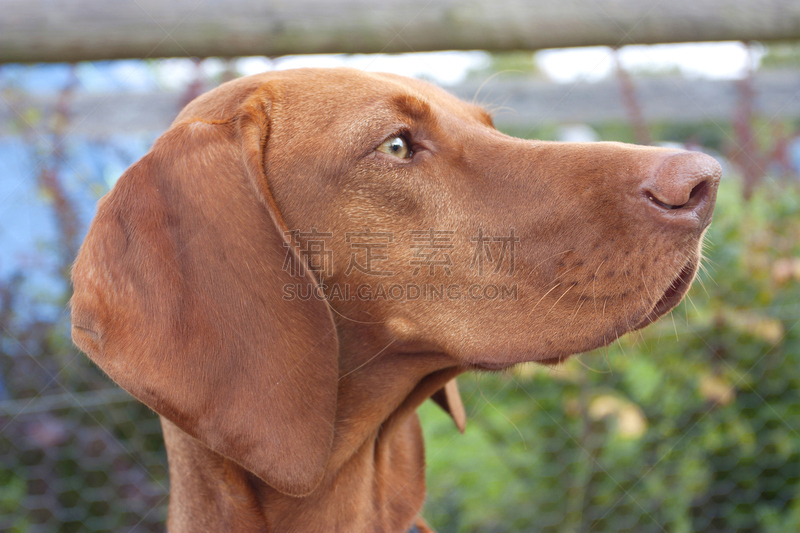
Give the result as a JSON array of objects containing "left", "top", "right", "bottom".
[
  {"left": 687, "top": 180, "right": 708, "bottom": 202},
  {"left": 647, "top": 192, "right": 682, "bottom": 210},
  {"left": 646, "top": 176, "right": 711, "bottom": 212},
  {"left": 690, "top": 182, "right": 704, "bottom": 197}
]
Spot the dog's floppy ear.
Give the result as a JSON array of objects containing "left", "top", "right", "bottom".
[{"left": 70, "top": 88, "right": 339, "bottom": 497}]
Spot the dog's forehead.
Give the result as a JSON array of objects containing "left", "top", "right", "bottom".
[
  {"left": 274, "top": 68, "right": 492, "bottom": 125},
  {"left": 277, "top": 68, "right": 437, "bottom": 100},
  {"left": 175, "top": 68, "right": 491, "bottom": 128}
]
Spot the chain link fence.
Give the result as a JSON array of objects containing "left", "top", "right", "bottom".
[
  {"left": 1, "top": 54, "right": 800, "bottom": 532},
  {"left": 0, "top": 327, "right": 168, "bottom": 532}
]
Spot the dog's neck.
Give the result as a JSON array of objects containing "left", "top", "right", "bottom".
[{"left": 161, "top": 333, "right": 461, "bottom": 532}]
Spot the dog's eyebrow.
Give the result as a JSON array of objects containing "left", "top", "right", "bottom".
[
  {"left": 390, "top": 91, "right": 493, "bottom": 130},
  {"left": 390, "top": 93, "right": 435, "bottom": 124}
]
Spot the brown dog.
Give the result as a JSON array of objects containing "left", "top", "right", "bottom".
[{"left": 70, "top": 68, "right": 720, "bottom": 532}]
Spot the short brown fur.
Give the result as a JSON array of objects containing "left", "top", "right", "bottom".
[{"left": 71, "top": 68, "right": 720, "bottom": 532}]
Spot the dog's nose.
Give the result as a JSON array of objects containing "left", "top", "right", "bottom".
[{"left": 641, "top": 151, "right": 721, "bottom": 227}]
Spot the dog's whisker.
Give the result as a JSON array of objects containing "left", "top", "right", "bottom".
[
  {"left": 574, "top": 354, "right": 612, "bottom": 374},
  {"left": 670, "top": 310, "right": 680, "bottom": 341},
  {"left": 471, "top": 69, "right": 523, "bottom": 106},
  {"left": 477, "top": 381, "right": 528, "bottom": 449},
  {"left": 696, "top": 275, "right": 711, "bottom": 298},
  {"left": 686, "top": 293, "right": 702, "bottom": 319},
  {"left": 615, "top": 333, "right": 629, "bottom": 359},
  {"left": 591, "top": 259, "right": 606, "bottom": 314},
  {"left": 531, "top": 248, "right": 577, "bottom": 271},
  {"left": 569, "top": 298, "right": 587, "bottom": 324},
  {"left": 526, "top": 282, "right": 563, "bottom": 319},
  {"left": 545, "top": 284, "right": 575, "bottom": 319},
  {"left": 338, "top": 339, "right": 397, "bottom": 381},
  {"left": 325, "top": 303, "right": 385, "bottom": 324}
]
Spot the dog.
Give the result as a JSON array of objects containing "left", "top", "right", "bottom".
[{"left": 70, "top": 67, "right": 720, "bottom": 532}]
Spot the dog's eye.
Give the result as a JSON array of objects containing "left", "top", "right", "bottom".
[{"left": 376, "top": 135, "right": 411, "bottom": 159}]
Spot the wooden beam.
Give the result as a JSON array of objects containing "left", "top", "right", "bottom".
[{"left": 2, "top": 0, "right": 800, "bottom": 64}]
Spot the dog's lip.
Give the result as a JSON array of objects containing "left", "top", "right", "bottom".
[
  {"left": 470, "top": 361, "right": 515, "bottom": 371},
  {"left": 471, "top": 352, "right": 574, "bottom": 370},
  {"left": 469, "top": 260, "right": 698, "bottom": 370},
  {"left": 419, "top": 257, "right": 699, "bottom": 371},
  {"left": 633, "top": 257, "right": 698, "bottom": 330},
  {"left": 533, "top": 354, "right": 572, "bottom": 367}
]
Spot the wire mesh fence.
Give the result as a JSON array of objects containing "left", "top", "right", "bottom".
[
  {"left": 0, "top": 337, "right": 168, "bottom": 532},
  {"left": 1, "top": 53, "right": 800, "bottom": 532}
]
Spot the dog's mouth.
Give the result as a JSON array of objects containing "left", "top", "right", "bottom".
[
  {"left": 522, "top": 259, "right": 699, "bottom": 368},
  {"left": 466, "top": 255, "right": 701, "bottom": 371},
  {"left": 633, "top": 257, "right": 698, "bottom": 330}
]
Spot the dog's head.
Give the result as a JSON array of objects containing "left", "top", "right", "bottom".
[
  {"left": 223, "top": 68, "right": 718, "bottom": 365},
  {"left": 71, "top": 68, "right": 720, "bottom": 495}
]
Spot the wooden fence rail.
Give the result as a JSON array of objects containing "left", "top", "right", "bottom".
[{"left": 2, "top": 0, "right": 800, "bottom": 63}]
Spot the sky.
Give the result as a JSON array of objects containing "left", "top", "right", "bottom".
[
  {"left": 128, "top": 41, "right": 762, "bottom": 92},
  {"left": 230, "top": 41, "right": 761, "bottom": 87},
  {"left": 536, "top": 42, "right": 760, "bottom": 83}
]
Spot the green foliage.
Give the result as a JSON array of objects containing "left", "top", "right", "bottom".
[
  {"left": 760, "top": 43, "right": 800, "bottom": 70},
  {"left": 421, "top": 178, "right": 800, "bottom": 532},
  {"left": 466, "top": 52, "right": 541, "bottom": 80}
]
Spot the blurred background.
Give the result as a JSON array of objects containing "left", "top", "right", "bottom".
[{"left": 1, "top": 1, "right": 800, "bottom": 531}]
